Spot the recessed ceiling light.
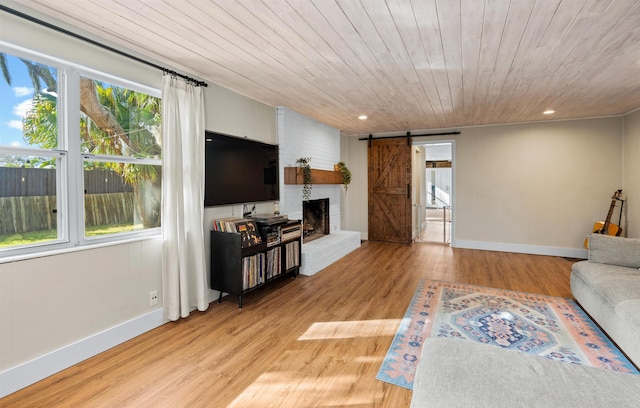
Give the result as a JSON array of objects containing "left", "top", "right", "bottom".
[
  {"left": 358, "top": 114, "right": 368, "bottom": 120},
  {"left": 543, "top": 110, "right": 555, "bottom": 115}
]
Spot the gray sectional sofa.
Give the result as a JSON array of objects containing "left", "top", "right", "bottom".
[
  {"left": 409, "top": 233, "right": 640, "bottom": 407},
  {"left": 571, "top": 233, "right": 640, "bottom": 366}
]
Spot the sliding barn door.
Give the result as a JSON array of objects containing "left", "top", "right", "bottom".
[{"left": 368, "top": 138, "right": 412, "bottom": 244}]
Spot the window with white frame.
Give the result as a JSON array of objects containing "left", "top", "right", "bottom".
[{"left": 0, "top": 47, "right": 161, "bottom": 256}]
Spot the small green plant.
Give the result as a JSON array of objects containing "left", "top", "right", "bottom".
[
  {"left": 296, "top": 157, "right": 312, "bottom": 200},
  {"left": 335, "top": 161, "right": 351, "bottom": 192}
]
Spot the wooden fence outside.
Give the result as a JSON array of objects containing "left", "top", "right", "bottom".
[
  {"left": 0, "top": 167, "right": 133, "bottom": 197},
  {"left": 0, "top": 193, "right": 134, "bottom": 235},
  {"left": 0, "top": 167, "right": 137, "bottom": 235}
]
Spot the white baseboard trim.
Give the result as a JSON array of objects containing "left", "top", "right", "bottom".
[
  {"left": 0, "top": 308, "right": 166, "bottom": 398},
  {"left": 454, "top": 240, "right": 587, "bottom": 259}
]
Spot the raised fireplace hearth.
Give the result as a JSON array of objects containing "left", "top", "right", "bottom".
[{"left": 302, "top": 198, "right": 329, "bottom": 242}]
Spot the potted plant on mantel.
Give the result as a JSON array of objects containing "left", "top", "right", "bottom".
[
  {"left": 296, "top": 157, "right": 312, "bottom": 200},
  {"left": 334, "top": 161, "right": 351, "bottom": 192}
]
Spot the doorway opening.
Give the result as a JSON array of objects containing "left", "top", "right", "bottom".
[{"left": 413, "top": 141, "right": 453, "bottom": 245}]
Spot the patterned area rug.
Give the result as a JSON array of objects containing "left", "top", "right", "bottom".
[{"left": 376, "top": 279, "right": 639, "bottom": 389}]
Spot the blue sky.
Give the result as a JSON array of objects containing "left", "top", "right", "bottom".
[{"left": 0, "top": 53, "right": 57, "bottom": 147}]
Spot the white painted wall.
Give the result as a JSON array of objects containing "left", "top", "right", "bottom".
[
  {"left": 340, "top": 133, "right": 352, "bottom": 233},
  {"left": 344, "top": 117, "right": 625, "bottom": 257},
  {"left": 0, "top": 9, "right": 277, "bottom": 396},
  {"left": 623, "top": 109, "right": 640, "bottom": 238},
  {"left": 204, "top": 84, "right": 276, "bottom": 144},
  {"left": 344, "top": 135, "right": 369, "bottom": 240},
  {"left": 0, "top": 239, "right": 164, "bottom": 396}
]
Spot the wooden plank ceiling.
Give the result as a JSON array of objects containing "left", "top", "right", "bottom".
[{"left": 8, "top": 0, "right": 640, "bottom": 135}]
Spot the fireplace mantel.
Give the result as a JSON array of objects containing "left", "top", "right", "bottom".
[{"left": 284, "top": 167, "right": 342, "bottom": 185}]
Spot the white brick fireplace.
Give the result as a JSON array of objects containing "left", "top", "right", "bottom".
[{"left": 277, "top": 107, "right": 360, "bottom": 276}]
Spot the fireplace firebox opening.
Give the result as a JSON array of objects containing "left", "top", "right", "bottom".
[{"left": 302, "top": 198, "right": 329, "bottom": 243}]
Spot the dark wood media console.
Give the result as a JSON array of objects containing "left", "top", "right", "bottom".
[{"left": 210, "top": 219, "right": 302, "bottom": 308}]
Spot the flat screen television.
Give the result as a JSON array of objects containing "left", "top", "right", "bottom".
[{"left": 204, "top": 131, "right": 279, "bottom": 207}]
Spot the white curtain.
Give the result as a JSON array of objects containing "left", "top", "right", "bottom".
[{"left": 161, "top": 74, "right": 208, "bottom": 321}]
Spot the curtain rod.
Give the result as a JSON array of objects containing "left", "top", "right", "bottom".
[
  {"left": 0, "top": 4, "right": 208, "bottom": 87},
  {"left": 358, "top": 131, "right": 460, "bottom": 141}
]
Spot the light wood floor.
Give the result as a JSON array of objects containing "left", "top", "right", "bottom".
[
  {"left": 416, "top": 208, "right": 451, "bottom": 244},
  {"left": 1, "top": 241, "right": 575, "bottom": 408}
]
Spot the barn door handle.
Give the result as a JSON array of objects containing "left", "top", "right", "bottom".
[{"left": 407, "top": 183, "right": 411, "bottom": 199}]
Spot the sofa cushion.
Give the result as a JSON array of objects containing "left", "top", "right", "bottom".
[
  {"left": 613, "top": 300, "right": 640, "bottom": 368},
  {"left": 411, "top": 338, "right": 640, "bottom": 408},
  {"left": 616, "top": 300, "right": 640, "bottom": 332},
  {"left": 588, "top": 234, "right": 640, "bottom": 268},
  {"left": 572, "top": 261, "right": 640, "bottom": 308}
]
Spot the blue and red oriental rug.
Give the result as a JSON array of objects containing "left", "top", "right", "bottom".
[{"left": 376, "top": 279, "right": 639, "bottom": 389}]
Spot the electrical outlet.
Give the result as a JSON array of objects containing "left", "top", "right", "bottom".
[{"left": 149, "top": 291, "right": 158, "bottom": 306}]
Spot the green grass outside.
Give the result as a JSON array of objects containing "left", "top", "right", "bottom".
[{"left": 0, "top": 224, "right": 141, "bottom": 248}]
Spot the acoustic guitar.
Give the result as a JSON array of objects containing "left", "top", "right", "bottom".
[{"left": 584, "top": 189, "right": 623, "bottom": 248}]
